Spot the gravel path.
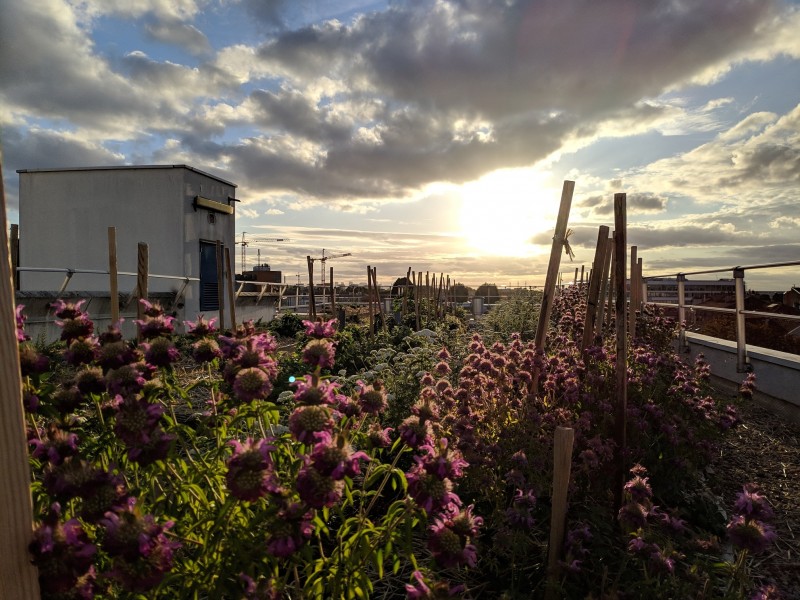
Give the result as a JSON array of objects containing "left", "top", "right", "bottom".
[{"left": 710, "top": 387, "right": 800, "bottom": 597}]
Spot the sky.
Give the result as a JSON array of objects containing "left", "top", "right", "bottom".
[{"left": 2, "top": 0, "right": 800, "bottom": 290}]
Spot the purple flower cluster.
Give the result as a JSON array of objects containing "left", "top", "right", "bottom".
[
  {"left": 727, "top": 484, "right": 777, "bottom": 554},
  {"left": 226, "top": 438, "right": 282, "bottom": 502}
]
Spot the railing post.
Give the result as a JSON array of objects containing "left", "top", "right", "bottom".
[
  {"left": 677, "top": 274, "right": 687, "bottom": 351},
  {"left": 734, "top": 267, "right": 748, "bottom": 372}
]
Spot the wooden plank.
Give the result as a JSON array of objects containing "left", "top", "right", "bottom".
[
  {"left": 0, "top": 163, "right": 42, "bottom": 599},
  {"left": 614, "top": 194, "right": 628, "bottom": 510},
  {"left": 414, "top": 271, "right": 421, "bottom": 330},
  {"left": 628, "top": 245, "right": 637, "bottom": 340},
  {"left": 595, "top": 233, "right": 613, "bottom": 339},
  {"left": 367, "top": 265, "right": 374, "bottom": 338},
  {"left": 108, "top": 227, "right": 119, "bottom": 325},
  {"left": 10, "top": 223, "right": 19, "bottom": 290}
]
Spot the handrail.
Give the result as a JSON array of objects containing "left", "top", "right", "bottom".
[
  {"left": 643, "top": 259, "right": 800, "bottom": 280},
  {"left": 17, "top": 266, "right": 199, "bottom": 282},
  {"left": 643, "top": 260, "right": 800, "bottom": 372}
]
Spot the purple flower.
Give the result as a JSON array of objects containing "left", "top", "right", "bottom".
[
  {"left": 405, "top": 571, "right": 431, "bottom": 599},
  {"left": 97, "top": 340, "right": 139, "bottom": 372},
  {"left": 51, "top": 299, "right": 87, "bottom": 319},
  {"left": 417, "top": 438, "right": 468, "bottom": 480},
  {"left": 30, "top": 425, "right": 79, "bottom": 466},
  {"left": 398, "top": 415, "right": 433, "bottom": 449},
  {"left": 302, "top": 339, "right": 336, "bottom": 370},
  {"left": 226, "top": 438, "right": 281, "bottom": 502},
  {"left": 65, "top": 336, "right": 100, "bottom": 366},
  {"left": 367, "top": 424, "right": 393, "bottom": 449},
  {"left": 106, "top": 364, "right": 148, "bottom": 397},
  {"left": 734, "top": 484, "right": 775, "bottom": 522},
  {"left": 296, "top": 462, "right": 344, "bottom": 508},
  {"left": 265, "top": 502, "right": 314, "bottom": 558},
  {"left": 506, "top": 489, "right": 537, "bottom": 529},
  {"left": 240, "top": 573, "right": 281, "bottom": 600},
  {"left": 191, "top": 338, "right": 222, "bottom": 363},
  {"left": 184, "top": 314, "right": 218, "bottom": 338},
  {"left": 58, "top": 314, "right": 95, "bottom": 343},
  {"left": 750, "top": 584, "right": 783, "bottom": 600},
  {"left": 141, "top": 336, "right": 181, "bottom": 367},
  {"left": 309, "top": 433, "right": 369, "bottom": 480},
  {"left": 19, "top": 342, "right": 50, "bottom": 376},
  {"left": 233, "top": 367, "right": 274, "bottom": 402},
  {"left": 727, "top": 515, "right": 777, "bottom": 554},
  {"left": 292, "top": 376, "right": 339, "bottom": 406},
  {"left": 16, "top": 304, "right": 30, "bottom": 341},
  {"left": 75, "top": 367, "right": 106, "bottom": 395},
  {"left": 356, "top": 379, "right": 388, "bottom": 415},
  {"left": 303, "top": 318, "right": 337, "bottom": 339},
  {"left": 406, "top": 462, "right": 460, "bottom": 514},
  {"left": 618, "top": 501, "right": 649, "bottom": 532},
  {"left": 101, "top": 500, "right": 181, "bottom": 592},
  {"left": 623, "top": 474, "right": 652, "bottom": 504},
  {"left": 288, "top": 404, "right": 335, "bottom": 443},
  {"left": 428, "top": 512, "right": 479, "bottom": 568}
]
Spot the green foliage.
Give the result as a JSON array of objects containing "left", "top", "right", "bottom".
[
  {"left": 480, "top": 288, "right": 542, "bottom": 342},
  {"left": 267, "top": 311, "right": 305, "bottom": 338}
]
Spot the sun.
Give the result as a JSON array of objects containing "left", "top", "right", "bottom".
[{"left": 459, "top": 168, "right": 559, "bottom": 256}]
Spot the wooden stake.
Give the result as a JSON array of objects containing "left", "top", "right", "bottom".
[
  {"left": 573, "top": 267, "right": 578, "bottom": 287},
  {"left": 614, "top": 194, "right": 628, "bottom": 510},
  {"left": 367, "top": 265, "right": 374, "bottom": 338},
  {"left": 0, "top": 163, "right": 41, "bottom": 600},
  {"left": 415, "top": 271, "right": 421, "bottom": 331},
  {"left": 108, "top": 227, "right": 119, "bottom": 325},
  {"left": 306, "top": 256, "right": 315, "bottom": 319},
  {"left": 215, "top": 241, "right": 225, "bottom": 331},
  {"left": 580, "top": 265, "right": 585, "bottom": 286},
  {"left": 137, "top": 242, "right": 149, "bottom": 341},
  {"left": 628, "top": 245, "right": 637, "bottom": 340},
  {"left": 595, "top": 233, "right": 613, "bottom": 339},
  {"left": 329, "top": 266, "right": 336, "bottom": 318},
  {"left": 534, "top": 181, "right": 575, "bottom": 351},
  {"left": 581, "top": 226, "right": 609, "bottom": 351},
  {"left": 403, "top": 267, "right": 410, "bottom": 318},
  {"left": 545, "top": 426, "right": 575, "bottom": 600},
  {"left": 225, "top": 246, "right": 236, "bottom": 329},
  {"left": 373, "top": 266, "right": 386, "bottom": 333}
]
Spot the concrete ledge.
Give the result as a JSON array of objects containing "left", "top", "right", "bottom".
[{"left": 682, "top": 332, "right": 800, "bottom": 409}]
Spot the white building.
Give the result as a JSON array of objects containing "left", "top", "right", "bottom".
[{"left": 17, "top": 165, "right": 237, "bottom": 320}]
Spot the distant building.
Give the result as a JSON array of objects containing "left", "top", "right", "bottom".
[
  {"left": 645, "top": 277, "right": 736, "bottom": 305},
  {"left": 239, "top": 264, "right": 283, "bottom": 284},
  {"left": 17, "top": 165, "right": 237, "bottom": 319},
  {"left": 784, "top": 287, "right": 800, "bottom": 310}
]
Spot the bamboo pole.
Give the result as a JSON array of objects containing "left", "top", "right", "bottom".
[
  {"left": 137, "top": 242, "right": 149, "bottom": 341},
  {"left": 0, "top": 165, "right": 41, "bottom": 599},
  {"left": 628, "top": 245, "right": 637, "bottom": 340},
  {"left": 366, "top": 265, "right": 373, "bottom": 338},
  {"left": 595, "top": 233, "right": 613, "bottom": 339},
  {"left": 545, "top": 426, "right": 575, "bottom": 600},
  {"left": 306, "top": 256, "right": 315, "bottom": 319},
  {"left": 215, "top": 241, "right": 225, "bottom": 330},
  {"left": 581, "top": 226, "right": 609, "bottom": 351},
  {"left": 614, "top": 194, "right": 628, "bottom": 510},
  {"left": 329, "top": 266, "right": 336, "bottom": 318},
  {"left": 534, "top": 181, "right": 575, "bottom": 351},
  {"left": 373, "top": 266, "right": 386, "bottom": 333},
  {"left": 225, "top": 246, "right": 236, "bottom": 328},
  {"left": 415, "top": 271, "right": 421, "bottom": 331},
  {"left": 108, "top": 227, "right": 119, "bottom": 325}
]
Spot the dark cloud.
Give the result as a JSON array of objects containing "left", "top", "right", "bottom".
[
  {"left": 240, "top": 0, "right": 291, "bottom": 28},
  {"left": 249, "top": 88, "right": 352, "bottom": 143}
]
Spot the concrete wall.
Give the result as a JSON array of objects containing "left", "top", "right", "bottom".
[
  {"left": 17, "top": 166, "right": 236, "bottom": 319},
  {"left": 682, "top": 332, "right": 800, "bottom": 408}
]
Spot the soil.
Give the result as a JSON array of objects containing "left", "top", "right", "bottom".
[{"left": 709, "top": 384, "right": 800, "bottom": 597}]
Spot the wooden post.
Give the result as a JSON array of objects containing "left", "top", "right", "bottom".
[
  {"left": 10, "top": 223, "right": 20, "bottom": 290},
  {"left": 225, "top": 246, "right": 236, "bottom": 329},
  {"left": 581, "top": 226, "right": 609, "bottom": 351},
  {"left": 437, "top": 273, "right": 444, "bottom": 319},
  {"left": 108, "top": 227, "right": 119, "bottom": 325},
  {"left": 545, "top": 426, "right": 575, "bottom": 600},
  {"left": 329, "top": 267, "right": 336, "bottom": 318},
  {"left": 580, "top": 265, "right": 585, "bottom": 286},
  {"left": 403, "top": 267, "right": 411, "bottom": 318},
  {"left": 306, "top": 256, "right": 316, "bottom": 319},
  {"left": 0, "top": 166, "right": 41, "bottom": 599},
  {"left": 734, "top": 267, "right": 748, "bottom": 372},
  {"left": 534, "top": 181, "right": 575, "bottom": 352},
  {"left": 425, "top": 271, "right": 430, "bottom": 325},
  {"left": 607, "top": 235, "right": 616, "bottom": 327},
  {"left": 415, "top": 271, "right": 422, "bottom": 331},
  {"left": 137, "top": 242, "right": 149, "bottom": 341},
  {"left": 373, "top": 266, "right": 386, "bottom": 333},
  {"left": 595, "top": 233, "right": 613, "bottom": 339},
  {"left": 614, "top": 194, "right": 628, "bottom": 510},
  {"left": 367, "top": 265, "right": 374, "bottom": 338},
  {"left": 628, "top": 245, "right": 637, "bottom": 340},
  {"left": 215, "top": 241, "right": 225, "bottom": 331},
  {"left": 573, "top": 267, "right": 578, "bottom": 287}
]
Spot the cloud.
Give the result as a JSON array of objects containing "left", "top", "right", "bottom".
[
  {"left": 144, "top": 18, "right": 212, "bottom": 56},
  {"left": 265, "top": 208, "right": 285, "bottom": 215}
]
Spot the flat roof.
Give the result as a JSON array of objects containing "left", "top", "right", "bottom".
[{"left": 16, "top": 164, "right": 237, "bottom": 188}]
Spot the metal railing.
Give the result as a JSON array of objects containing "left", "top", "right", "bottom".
[
  {"left": 643, "top": 260, "right": 800, "bottom": 372},
  {"left": 16, "top": 266, "right": 198, "bottom": 301}
]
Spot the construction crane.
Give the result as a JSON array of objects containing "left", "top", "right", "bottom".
[
  {"left": 310, "top": 249, "right": 352, "bottom": 290},
  {"left": 235, "top": 233, "right": 290, "bottom": 272}
]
